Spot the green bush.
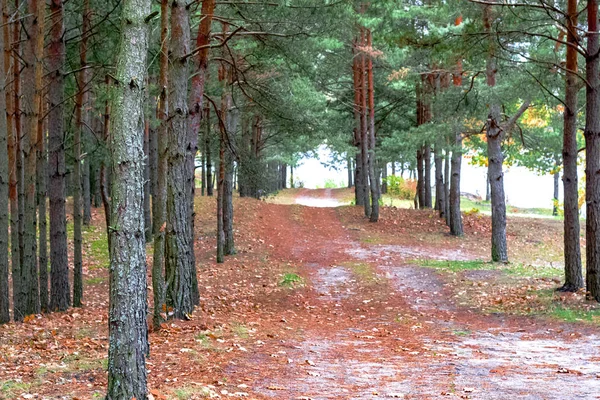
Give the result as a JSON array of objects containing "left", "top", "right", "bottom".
[{"left": 386, "top": 175, "right": 416, "bottom": 200}]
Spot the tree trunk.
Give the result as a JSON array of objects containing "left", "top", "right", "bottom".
[
  {"left": 381, "top": 163, "right": 387, "bottom": 194},
  {"left": 0, "top": 2, "right": 10, "bottom": 323},
  {"left": 73, "top": 0, "right": 90, "bottom": 308},
  {"left": 585, "top": 0, "right": 600, "bottom": 301},
  {"left": 347, "top": 157, "right": 353, "bottom": 188},
  {"left": 5, "top": 0, "right": 20, "bottom": 321},
  {"left": 560, "top": 0, "right": 583, "bottom": 292},
  {"left": 353, "top": 37, "right": 365, "bottom": 207},
  {"left": 223, "top": 90, "right": 236, "bottom": 256},
  {"left": 19, "top": 0, "right": 45, "bottom": 319},
  {"left": 366, "top": 29, "right": 379, "bottom": 222},
  {"left": 13, "top": 0, "right": 24, "bottom": 316},
  {"left": 206, "top": 107, "right": 213, "bottom": 196},
  {"left": 37, "top": 95, "right": 48, "bottom": 313},
  {"left": 48, "top": 0, "right": 70, "bottom": 312},
  {"left": 434, "top": 145, "right": 445, "bottom": 218},
  {"left": 484, "top": 4, "right": 507, "bottom": 263},
  {"left": 416, "top": 148, "right": 424, "bottom": 209},
  {"left": 553, "top": 165, "right": 560, "bottom": 217},
  {"left": 485, "top": 173, "right": 491, "bottom": 202},
  {"left": 165, "top": 0, "right": 196, "bottom": 319},
  {"left": 144, "top": 119, "right": 152, "bottom": 242},
  {"left": 424, "top": 144, "right": 432, "bottom": 208},
  {"left": 105, "top": 0, "right": 150, "bottom": 397},
  {"left": 360, "top": 29, "right": 371, "bottom": 218},
  {"left": 450, "top": 134, "right": 463, "bottom": 236},
  {"left": 151, "top": 0, "right": 168, "bottom": 330},
  {"left": 217, "top": 128, "right": 225, "bottom": 264},
  {"left": 444, "top": 149, "right": 451, "bottom": 226}
]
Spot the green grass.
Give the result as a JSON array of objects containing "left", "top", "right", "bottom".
[
  {"left": 231, "top": 322, "right": 249, "bottom": 338},
  {"left": 1, "top": 380, "right": 32, "bottom": 397},
  {"left": 417, "top": 259, "right": 491, "bottom": 272},
  {"left": 279, "top": 272, "right": 304, "bottom": 288},
  {"left": 549, "top": 306, "right": 600, "bottom": 323},
  {"left": 84, "top": 276, "right": 105, "bottom": 285},
  {"left": 343, "top": 261, "right": 379, "bottom": 283},
  {"left": 459, "top": 197, "right": 555, "bottom": 217},
  {"left": 417, "top": 259, "right": 561, "bottom": 279}
]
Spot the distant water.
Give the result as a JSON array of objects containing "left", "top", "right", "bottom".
[{"left": 295, "top": 146, "right": 562, "bottom": 210}]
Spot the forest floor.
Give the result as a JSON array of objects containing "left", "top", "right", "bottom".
[{"left": 2, "top": 188, "right": 600, "bottom": 399}]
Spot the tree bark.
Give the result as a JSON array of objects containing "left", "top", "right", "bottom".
[
  {"left": 37, "top": 94, "right": 48, "bottom": 313},
  {"left": 144, "top": 119, "right": 152, "bottom": 242},
  {"left": 424, "top": 144, "right": 432, "bottom": 208},
  {"left": 105, "top": 0, "right": 150, "bottom": 397},
  {"left": 360, "top": 29, "right": 371, "bottom": 218},
  {"left": 434, "top": 144, "right": 445, "bottom": 218},
  {"left": 585, "top": 0, "right": 600, "bottom": 301},
  {"left": 444, "top": 149, "right": 451, "bottom": 226},
  {"left": 553, "top": 164, "right": 560, "bottom": 217},
  {"left": 206, "top": 107, "right": 213, "bottom": 196},
  {"left": 151, "top": 0, "right": 168, "bottom": 330},
  {"left": 416, "top": 148, "right": 424, "bottom": 209},
  {"left": 353, "top": 38, "right": 365, "bottom": 207},
  {"left": 0, "top": 1, "right": 10, "bottom": 323},
  {"left": 366, "top": 29, "right": 379, "bottom": 222},
  {"left": 48, "top": 0, "right": 70, "bottom": 312},
  {"left": 347, "top": 157, "right": 353, "bottom": 188},
  {"left": 166, "top": 0, "right": 196, "bottom": 319},
  {"left": 73, "top": 0, "right": 90, "bottom": 308},
  {"left": 19, "top": 0, "right": 45, "bottom": 319},
  {"left": 450, "top": 134, "right": 463, "bottom": 236},
  {"left": 559, "top": 0, "right": 583, "bottom": 292},
  {"left": 5, "top": 0, "right": 19, "bottom": 321}
]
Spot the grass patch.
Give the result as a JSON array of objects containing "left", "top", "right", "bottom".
[
  {"left": 84, "top": 277, "right": 105, "bottom": 285},
  {"left": 279, "top": 272, "right": 304, "bottom": 288},
  {"left": 417, "top": 259, "right": 491, "bottom": 272},
  {"left": 343, "top": 262, "right": 379, "bottom": 283},
  {"left": 1, "top": 380, "right": 31, "bottom": 397},
  {"left": 550, "top": 306, "right": 600, "bottom": 323},
  {"left": 504, "top": 263, "right": 562, "bottom": 279},
  {"left": 231, "top": 322, "right": 249, "bottom": 338},
  {"left": 171, "top": 385, "right": 218, "bottom": 399}
]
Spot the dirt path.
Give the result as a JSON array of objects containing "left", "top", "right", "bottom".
[{"left": 239, "top": 191, "right": 600, "bottom": 399}]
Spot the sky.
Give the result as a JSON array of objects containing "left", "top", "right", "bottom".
[{"left": 294, "top": 145, "right": 561, "bottom": 209}]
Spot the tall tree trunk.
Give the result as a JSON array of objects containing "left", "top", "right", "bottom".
[
  {"left": 14, "top": 0, "right": 24, "bottom": 315},
  {"left": 366, "top": 29, "right": 379, "bottom": 222},
  {"left": 216, "top": 126, "right": 225, "bottom": 264},
  {"left": 105, "top": 0, "right": 150, "bottom": 397},
  {"left": 19, "top": 0, "right": 45, "bottom": 319},
  {"left": 434, "top": 145, "right": 445, "bottom": 218},
  {"left": 73, "top": 0, "right": 89, "bottom": 308},
  {"left": 37, "top": 96, "right": 48, "bottom": 313},
  {"left": 0, "top": 2, "right": 10, "bottom": 323},
  {"left": 101, "top": 76, "right": 112, "bottom": 251},
  {"left": 381, "top": 163, "right": 387, "bottom": 194},
  {"left": 553, "top": 165, "right": 560, "bottom": 217},
  {"left": 224, "top": 109, "right": 236, "bottom": 255},
  {"left": 560, "top": 0, "right": 583, "bottom": 292},
  {"left": 144, "top": 119, "right": 152, "bottom": 242},
  {"left": 484, "top": 4, "right": 507, "bottom": 263},
  {"left": 206, "top": 107, "right": 213, "bottom": 196},
  {"left": 353, "top": 38, "right": 365, "bottom": 207},
  {"left": 444, "top": 149, "right": 451, "bottom": 226},
  {"left": 450, "top": 133, "right": 463, "bottom": 236},
  {"left": 347, "top": 157, "right": 353, "bottom": 188},
  {"left": 48, "top": 0, "right": 70, "bottom": 312},
  {"left": 585, "top": 0, "right": 600, "bottom": 301},
  {"left": 360, "top": 29, "right": 370, "bottom": 218},
  {"left": 166, "top": 0, "right": 195, "bottom": 319},
  {"left": 416, "top": 148, "right": 424, "bottom": 209},
  {"left": 5, "top": 0, "right": 19, "bottom": 321},
  {"left": 185, "top": 0, "right": 216, "bottom": 308},
  {"left": 424, "top": 144, "right": 432, "bottom": 208},
  {"left": 151, "top": 0, "right": 168, "bottom": 330}
]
